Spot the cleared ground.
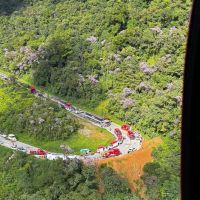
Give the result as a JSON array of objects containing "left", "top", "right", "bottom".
[{"left": 97, "top": 137, "right": 162, "bottom": 198}]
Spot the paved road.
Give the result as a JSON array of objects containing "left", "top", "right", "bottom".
[
  {"left": 0, "top": 133, "right": 37, "bottom": 152},
  {"left": 0, "top": 72, "right": 142, "bottom": 160},
  {"left": 0, "top": 133, "right": 81, "bottom": 160},
  {"left": 48, "top": 96, "right": 143, "bottom": 156}
]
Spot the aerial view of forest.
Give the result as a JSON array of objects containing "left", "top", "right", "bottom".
[{"left": 0, "top": 0, "right": 191, "bottom": 199}]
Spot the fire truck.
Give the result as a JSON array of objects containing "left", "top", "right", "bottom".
[{"left": 103, "top": 148, "right": 121, "bottom": 158}]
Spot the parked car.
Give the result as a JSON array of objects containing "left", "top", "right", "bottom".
[
  {"left": 7, "top": 134, "right": 17, "bottom": 142},
  {"left": 97, "top": 146, "right": 105, "bottom": 153},
  {"left": 29, "top": 148, "right": 47, "bottom": 155},
  {"left": 127, "top": 131, "right": 135, "bottom": 140},
  {"left": 37, "top": 93, "right": 43, "bottom": 97},
  {"left": 118, "top": 136, "right": 124, "bottom": 145},
  {"left": 67, "top": 155, "right": 78, "bottom": 159},
  {"left": 121, "top": 124, "right": 130, "bottom": 131},
  {"left": 103, "top": 148, "right": 121, "bottom": 158},
  {"left": 103, "top": 119, "right": 111, "bottom": 127},
  {"left": 80, "top": 149, "right": 91, "bottom": 154},
  {"left": 65, "top": 102, "right": 72, "bottom": 111},
  {"left": 117, "top": 135, "right": 124, "bottom": 144},
  {"left": 30, "top": 86, "right": 36, "bottom": 94},
  {"left": 128, "top": 146, "right": 136, "bottom": 153},
  {"left": 114, "top": 128, "right": 122, "bottom": 136},
  {"left": 11, "top": 144, "right": 17, "bottom": 149},
  {"left": 17, "top": 146, "right": 26, "bottom": 152},
  {"left": 108, "top": 140, "right": 119, "bottom": 149},
  {"left": 1, "top": 134, "right": 7, "bottom": 138},
  {"left": 134, "top": 131, "right": 140, "bottom": 138},
  {"left": 65, "top": 107, "right": 72, "bottom": 111},
  {"left": 47, "top": 153, "right": 64, "bottom": 160},
  {"left": 74, "top": 109, "right": 80, "bottom": 114}
]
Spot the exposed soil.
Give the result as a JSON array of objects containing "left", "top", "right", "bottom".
[{"left": 97, "top": 137, "right": 162, "bottom": 199}]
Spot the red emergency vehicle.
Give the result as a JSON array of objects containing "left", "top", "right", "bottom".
[
  {"left": 127, "top": 130, "right": 135, "bottom": 139},
  {"left": 121, "top": 124, "right": 130, "bottom": 131},
  {"left": 29, "top": 148, "right": 47, "bottom": 155},
  {"left": 114, "top": 128, "right": 122, "bottom": 136},
  {"left": 103, "top": 148, "right": 121, "bottom": 158},
  {"left": 30, "top": 86, "right": 36, "bottom": 94}
]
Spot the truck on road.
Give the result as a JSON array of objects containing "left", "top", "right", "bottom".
[
  {"left": 103, "top": 148, "right": 121, "bottom": 158},
  {"left": 7, "top": 134, "right": 17, "bottom": 142},
  {"left": 29, "top": 148, "right": 47, "bottom": 156}
]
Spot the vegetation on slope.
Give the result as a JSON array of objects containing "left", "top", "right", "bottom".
[
  {"left": 0, "top": 146, "right": 138, "bottom": 200},
  {"left": 141, "top": 138, "right": 180, "bottom": 200},
  {"left": 0, "top": 0, "right": 192, "bottom": 199},
  {"left": 0, "top": 79, "right": 113, "bottom": 153},
  {"left": 0, "top": 0, "right": 190, "bottom": 137},
  {"left": 0, "top": 79, "right": 79, "bottom": 140},
  {"left": 98, "top": 137, "right": 162, "bottom": 191}
]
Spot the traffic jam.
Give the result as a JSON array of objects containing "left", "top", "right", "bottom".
[
  {"left": 54, "top": 99, "right": 142, "bottom": 158},
  {"left": 1, "top": 122, "right": 142, "bottom": 160},
  {"left": 0, "top": 74, "right": 143, "bottom": 161},
  {"left": 56, "top": 99, "right": 142, "bottom": 159},
  {"left": 96, "top": 125, "right": 142, "bottom": 158}
]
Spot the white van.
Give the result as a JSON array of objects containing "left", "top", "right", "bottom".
[{"left": 7, "top": 134, "right": 17, "bottom": 142}]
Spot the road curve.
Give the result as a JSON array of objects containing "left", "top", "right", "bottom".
[{"left": 0, "top": 72, "right": 142, "bottom": 161}]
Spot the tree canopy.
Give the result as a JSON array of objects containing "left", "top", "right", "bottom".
[{"left": 0, "top": 0, "right": 192, "bottom": 199}]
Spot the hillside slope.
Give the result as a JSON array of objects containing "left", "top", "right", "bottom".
[
  {"left": 0, "top": 146, "right": 139, "bottom": 200},
  {"left": 0, "top": 0, "right": 190, "bottom": 137},
  {"left": 0, "top": 0, "right": 191, "bottom": 199}
]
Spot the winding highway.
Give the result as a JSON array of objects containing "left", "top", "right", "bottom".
[{"left": 0, "top": 72, "right": 142, "bottom": 161}]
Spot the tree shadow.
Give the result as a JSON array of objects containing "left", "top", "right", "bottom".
[{"left": 0, "top": 0, "right": 26, "bottom": 15}]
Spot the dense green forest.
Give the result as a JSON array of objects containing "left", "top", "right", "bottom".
[
  {"left": 0, "top": 146, "right": 138, "bottom": 200},
  {"left": 0, "top": 79, "right": 79, "bottom": 140},
  {"left": 0, "top": 0, "right": 190, "bottom": 136},
  {"left": 0, "top": 79, "right": 113, "bottom": 153},
  {"left": 0, "top": 0, "right": 191, "bottom": 199}
]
